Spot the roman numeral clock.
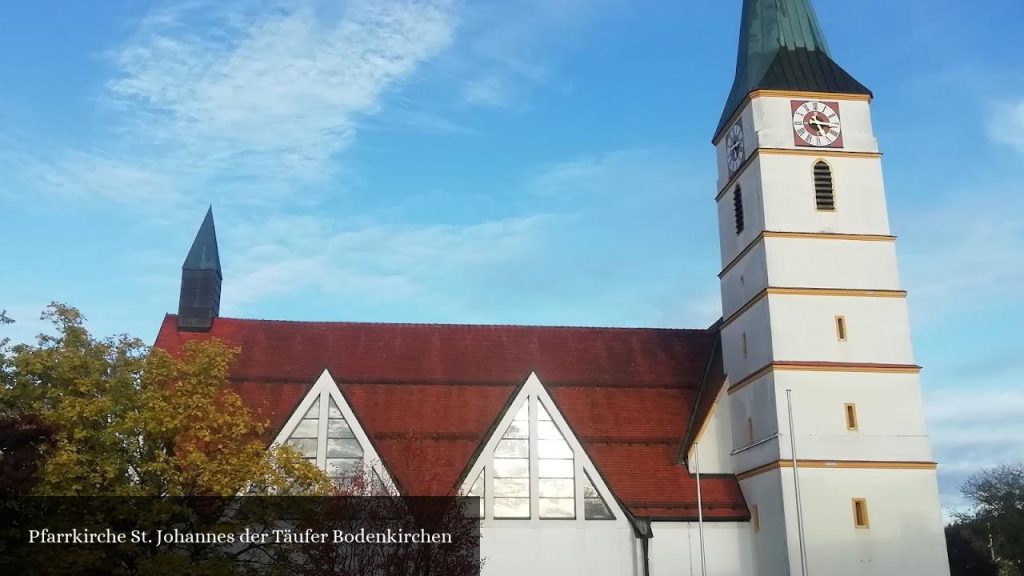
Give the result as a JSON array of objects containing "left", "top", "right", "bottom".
[{"left": 792, "top": 100, "right": 844, "bottom": 148}]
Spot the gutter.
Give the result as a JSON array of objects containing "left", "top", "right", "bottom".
[{"left": 629, "top": 516, "right": 654, "bottom": 576}]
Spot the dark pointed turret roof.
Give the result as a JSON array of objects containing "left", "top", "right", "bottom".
[
  {"left": 715, "top": 0, "right": 871, "bottom": 140},
  {"left": 183, "top": 207, "right": 221, "bottom": 275}
]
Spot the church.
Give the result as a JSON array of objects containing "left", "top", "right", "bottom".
[{"left": 154, "top": 0, "right": 951, "bottom": 574}]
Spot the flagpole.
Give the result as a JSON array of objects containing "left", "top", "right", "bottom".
[
  {"left": 694, "top": 442, "right": 707, "bottom": 576},
  {"left": 787, "top": 389, "right": 809, "bottom": 576}
]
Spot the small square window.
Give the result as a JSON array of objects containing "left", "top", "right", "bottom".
[
  {"left": 852, "top": 498, "right": 870, "bottom": 528},
  {"left": 845, "top": 404, "right": 858, "bottom": 431}
]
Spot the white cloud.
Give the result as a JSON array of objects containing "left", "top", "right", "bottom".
[
  {"left": 899, "top": 184, "right": 1024, "bottom": 324},
  {"left": 221, "top": 213, "right": 553, "bottom": 313},
  {"left": 104, "top": 0, "right": 459, "bottom": 191},
  {"left": 988, "top": 99, "right": 1024, "bottom": 156},
  {"left": 462, "top": 74, "right": 512, "bottom": 108},
  {"left": 926, "top": 384, "right": 1024, "bottom": 511}
]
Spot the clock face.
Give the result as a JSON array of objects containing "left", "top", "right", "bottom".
[
  {"left": 726, "top": 121, "right": 744, "bottom": 174},
  {"left": 791, "top": 100, "right": 843, "bottom": 148}
]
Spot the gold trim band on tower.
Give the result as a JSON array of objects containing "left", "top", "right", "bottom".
[
  {"left": 719, "top": 231, "right": 897, "bottom": 278},
  {"left": 727, "top": 361, "right": 922, "bottom": 395},
  {"left": 720, "top": 287, "right": 907, "bottom": 329},
  {"left": 715, "top": 148, "right": 883, "bottom": 200},
  {"left": 736, "top": 459, "right": 937, "bottom": 481}
]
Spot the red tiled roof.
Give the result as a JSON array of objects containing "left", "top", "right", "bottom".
[{"left": 154, "top": 314, "right": 747, "bottom": 521}]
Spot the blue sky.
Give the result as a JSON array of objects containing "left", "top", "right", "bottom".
[{"left": 0, "top": 0, "right": 1021, "bottom": 511}]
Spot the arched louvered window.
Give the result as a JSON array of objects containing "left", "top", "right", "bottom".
[
  {"left": 733, "top": 186, "right": 744, "bottom": 234},
  {"left": 814, "top": 161, "right": 835, "bottom": 211}
]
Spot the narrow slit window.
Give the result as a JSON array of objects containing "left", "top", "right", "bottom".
[
  {"left": 814, "top": 161, "right": 835, "bottom": 211},
  {"left": 845, "top": 403, "right": 858, "bottom": 431},
  {"left": 853, "top": 498, "right": 870, "bottom": 528},
  {"left": 836, "top": 316, "right": 847, "bottom": 341},
  {"left": 747, "top": 417, "right": 754, "bottom": 445},
  {"left": 733, "top": 186, "right": 745, "bottom": 234},
  {"left": 741, "top": 332, "right": 748, "bottom": 358},
  {"left": 751, "top": 505, "right": 760, "bottom": 533},
  {"left": 583, "top": 471, "right": 614, "bottom": 520}
]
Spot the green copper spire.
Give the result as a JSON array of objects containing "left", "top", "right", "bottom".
[
  {"left": 715, "top": 0, "right": 870, "bottom": 139},
  {"left": 182, "top": 206, "right": 221, "bottom": 274}
]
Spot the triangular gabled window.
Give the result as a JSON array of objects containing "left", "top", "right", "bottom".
[
  {"left": 462, "top": 374, "right": 622, "bottom": 523},
  {"left": 275, "top": 371, "right": 400, "bottom": 493}
]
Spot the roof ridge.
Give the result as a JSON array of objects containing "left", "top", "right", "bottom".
[{"left": 167, "top": 314, "right": 713, "bottom": 333}]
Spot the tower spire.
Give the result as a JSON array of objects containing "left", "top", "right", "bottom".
[
  {"left": 177, "top": 207, "right": 222, "bottom": 331},
  {"left": 715, "top": 0, "right": 871, "bottom": 139}
]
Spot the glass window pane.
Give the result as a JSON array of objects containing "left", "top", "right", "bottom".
[
  {"left": 502, "top": 421, "right": 528, "bottom": 439},
  {"left": 327, "top": 438, "right": 363, "bottom": 458},
  {"left": 287, "top": 438, "right": 317, "bottom": 458},
  {"left": 512, "top": 402, "right": 529, "bottom": 422},
  {"left": 495, "top": 439, "right": 529, "bottom": 458},
  {"left": 326, "top": 458, "right": 361, "bottom": 478},
  {"left": 537, "top": 439, "right": 572, "bottom": 459},
  {"left": 303, "top": 398, "right": 320, "bottom": 419},
  {"left": 328, "top": 397, "right": 342, "bottom": 419},
  {"left": 583, "top": 471, "right": 614, "bottom": 520},
  {"left": 538, "top": 402, "right": 553, "bottom": 421},
  {"left": 539, "top": 498, "right": 574, "bottom": 519},
  {"left": 468, "top": 471, "right": 484, "bottom": 497},
  {"left": 493, "top": 458, "right": 529, "bottom": 478},
  {"left": 328, "top": 418, "right": 354, "bottom": 438},
  {"left": 493, "top": 478, "right": 529, "bottom": 498},
  {"left": 539, "top": 478, "right": 574, "bottom": 498},
  {"left": 494, "top": 497, "right": 529, "bottom": 519},
  {"left": 292, "top": 418, "right": 319, "bottom": 438},
  {"left": 585, "top": 498, "right": 614, "bottom": 520},
  {"left": 537, "top": 421, "right": 563, "bottom": 440},
  {"left": 538, "top": 459, "right": 574, "bottom": 478}
]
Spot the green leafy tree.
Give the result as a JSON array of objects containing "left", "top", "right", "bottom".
[
  {"left": 955, "top": 463, "right": 1024, "bottom": 576},
  {"left": 0, "top": 303, "right": 330, "bottom": 496}
]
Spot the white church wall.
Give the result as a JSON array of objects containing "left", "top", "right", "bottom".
[
  {"left": 728, "top": 372, "right": 783, "bottom": 473},
  {"left": 480, "top": 522, "right": 637, "bottom": 576},
  {"left": 776, "top": 467, "right": 949, "bottom": 576},
  {"left": 717, "top": 160, "right": 766, "bottom": 268},
  {"left": 720, "top": 298, "right": 773, "bottom": 384},
  {"left": 774, "top": 371, "right": 933, "bottom": 463},
  {"left": 759, "top": 154, "right": 892, "bottom": 236},
  {"left": 648, "top": 521, "right": 756, "bottom": 576},
  {"left": 767, "top": 294, "right": 915, "bottom": 365},
  {"left": 739, "top": 470, "right": 791, "bottom": 576},
  {"left": 763, "top": 236, "right": 902, "bottom": 291},
  {"left": 689, "top": 387, "right": 736, "bottom": 474},
  {"left": 719, "top": 241, "right": 768, "bottom": 319}
]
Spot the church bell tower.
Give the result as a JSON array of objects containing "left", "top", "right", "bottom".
[{"left": 713, "top": 1, "right": 949, "bottom": 574}]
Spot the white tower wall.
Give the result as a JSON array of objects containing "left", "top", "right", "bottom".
[{"left": 714, "top": 91, "right": 949, "bottom": 576}]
